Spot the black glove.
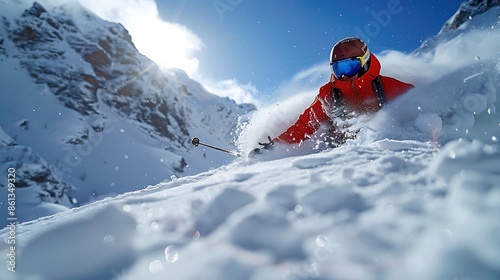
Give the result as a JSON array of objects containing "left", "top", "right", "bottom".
[{"left": 248, "top": 136, "right": 274, "bottom": 157}]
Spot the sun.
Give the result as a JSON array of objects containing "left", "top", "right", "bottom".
[
  {"left": 128, "top": 18, "right": 203, "bottom": 77},
  {"left": 78, "top": 0, "right": 203, "bottom": 77}
]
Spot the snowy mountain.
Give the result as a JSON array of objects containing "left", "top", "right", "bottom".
[
  {"left": 0, "top": 1, "right": 500, "bottom": 280},
  {"left": 441, "top": 0, "right": 500, "bottom": 32},
  {"left": 417, "top": 0, "right": 500, "bottom": 53},
  {"left": 0, "top": 0, "right": 254, "bottom": 220}
]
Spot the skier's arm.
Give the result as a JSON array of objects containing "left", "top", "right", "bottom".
[
  {"left": 380, "top": 76, "right": 415, "bottom": 101},
  {"left": 274, "top": 87, "right": 333, "bottom": 144}
]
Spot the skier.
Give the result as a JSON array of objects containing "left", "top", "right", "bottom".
[{"left": 253, "top": 37, "right": 414, "bottom": 154}]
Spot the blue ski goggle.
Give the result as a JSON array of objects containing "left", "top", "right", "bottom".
[{"left": 330, "top": 51, "right": 370, "bottom": 79}]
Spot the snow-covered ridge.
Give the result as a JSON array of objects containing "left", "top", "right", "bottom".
[
  {"left": 0, "top": 0, "right": 255, "bottom": 223},
  {"left": 416, "top": 0, "right": 500, "bottom": 53},
  {"left": 441, "top": 0, "right": 500, "bottom": 32}
]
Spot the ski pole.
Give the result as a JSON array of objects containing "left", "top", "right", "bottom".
[{"left": 191, "top": 138, "right": 242, "bottom": 157}]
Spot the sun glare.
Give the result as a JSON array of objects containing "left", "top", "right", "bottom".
[
  {"left": 129, "top": 18, "right": 203, "bottom": 77},
  {"left": 78, "top": 0, "right": 202, "bottom": 77}
]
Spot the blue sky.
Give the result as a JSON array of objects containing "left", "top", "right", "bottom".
[{"left": 153, "top": 0, "right": 463, "bottom": 100}]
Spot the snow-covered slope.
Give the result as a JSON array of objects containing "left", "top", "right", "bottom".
[
  {"left": 0, "top": 1, "right": 499, "bottom": 280},
  {"left": 0, "top": 0, "right": 254, "bottom": 224}
]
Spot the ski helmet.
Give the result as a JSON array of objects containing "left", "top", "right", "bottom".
[{"left": 330, "top": 37, "right": 371, "bottom": 79}]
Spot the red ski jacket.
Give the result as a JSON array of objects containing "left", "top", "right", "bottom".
[{"left": 275, "top": 54, "right": 414, "bottom": 144}]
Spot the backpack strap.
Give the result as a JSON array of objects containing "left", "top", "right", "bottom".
[
  {"left": 331, "top": 86, "right": 343, "bottom": 105},
  {"left": 372, "top": 76, "right": 386, "bottom": 105},
  {"left": 331, "top": 77, "right": 386, "bottom": 107}
]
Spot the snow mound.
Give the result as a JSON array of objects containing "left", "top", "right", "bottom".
[
  {"left": 396, "top": 139, "right": 500, "bottom": 280},
  {"left": 194, "top": 188, "right": 255, "bottom": 235},
  {"left": 18, "top": 204, "right": 138, "bottom": 280}
]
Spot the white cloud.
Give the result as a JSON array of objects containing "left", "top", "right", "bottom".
[
  {"left": 274, "top": 63, "right": 330, "bottom": 101},
  {"left": 78, "top": 0, "right": 260, "bottom": 105},
  {"left": 202, "top": 78, "right": 260, "bottom": 105}
]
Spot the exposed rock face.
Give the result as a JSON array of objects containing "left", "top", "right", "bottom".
[{"left": 0, "top": 1, "right": 255, "bottom": 206}]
